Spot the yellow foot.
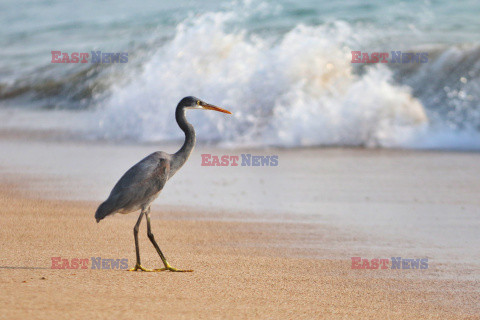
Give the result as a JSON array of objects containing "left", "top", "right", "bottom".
[
  {"left": 152, "top": 262, "right": 193, "bottom": 272},
  {"left": 153, "top": 266, "right": 194, "bottom": 272},
  {"left": 127, "top": 263, "right": 193, "bottom": 272},
  {"left": 127, "top": 264, "right": 155, "bottom": 272}
]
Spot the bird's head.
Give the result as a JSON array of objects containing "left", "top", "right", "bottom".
[{"left": 179, "top": 96, "right": 232, "bottom": 114}]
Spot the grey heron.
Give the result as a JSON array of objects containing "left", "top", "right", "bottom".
[{"left": 95, "top": 96, "right": 231, "bottom": 272}]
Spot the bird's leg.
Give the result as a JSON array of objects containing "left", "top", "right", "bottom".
[
  {"left": 146, "top": 210, "right": 193, "bottom": 272},
  {"left": 127, "top": 210, "right": 153, "bottom": 272}
]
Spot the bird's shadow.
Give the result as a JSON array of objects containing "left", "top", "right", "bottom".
[
  {"left": 0, "top": 266, "right": 51, "bottom": 270},
  {"left": 0, "top": 266, "right": 128, "bottom": 271}
]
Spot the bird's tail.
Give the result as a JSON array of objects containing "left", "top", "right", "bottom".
[{"left": 95, "top": 201, "right": 115, "bottom": 223}]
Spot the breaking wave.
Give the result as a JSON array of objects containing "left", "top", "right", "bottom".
[{"left": 1, "top": 2, "right": 480, "bottom": 149}]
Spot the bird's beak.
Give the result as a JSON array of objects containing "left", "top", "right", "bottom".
[{"left": 202, "top": 103, "right": 232, "bottom": 114}]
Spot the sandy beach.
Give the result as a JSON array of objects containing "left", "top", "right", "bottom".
[
  {"left": 2, "top": 0, "right": 480, "bottom": 317},
  {"left": 0, "top": 135, "right": 479, "bottom": 319}
]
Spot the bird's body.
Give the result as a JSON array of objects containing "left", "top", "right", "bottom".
[
  {"left": 95, "top": 152, "right": 170, "bottom": 219},
  {"left": 95, "top": 96, "right": 231, "bottom": 272}
]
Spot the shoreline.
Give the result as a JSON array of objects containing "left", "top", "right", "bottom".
[
  {"left": 1, "top": 186, "right": 479, "bottom": 319},
  {"left": 0, "top": 135, "right": 479, "bottom": 318}
]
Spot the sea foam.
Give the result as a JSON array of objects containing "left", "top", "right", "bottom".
[{"left": 95, "top": 9, "right": 443, "bottom": 148}]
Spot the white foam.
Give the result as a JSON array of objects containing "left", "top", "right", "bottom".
[{"left": 91, "top": 5, "right": 478, "bottom": 150}]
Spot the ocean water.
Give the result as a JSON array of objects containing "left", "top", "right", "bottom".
[{"left": 1, "top": 0, "right": 480, "bottom": 149}]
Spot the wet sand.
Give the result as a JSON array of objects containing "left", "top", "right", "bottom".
[{"left": 0, "top": 136, "right": 479, "bottom": 319}]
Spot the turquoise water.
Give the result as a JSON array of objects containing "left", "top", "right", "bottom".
[{"left": 1, "top": 0, "right": 480, "bottom": 149}]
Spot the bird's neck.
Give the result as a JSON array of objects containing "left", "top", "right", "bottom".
[{"left": 170, "top": 106, "right": 196, "bottom": 178}]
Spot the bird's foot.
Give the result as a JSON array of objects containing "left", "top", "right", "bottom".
[
  {"left": 153, "top": 262, "right": 193, "bottom": 272},
  {"left": 127, "top": 262, "right": 192, "bottom": 272},
  {"left": 153, "top": 266, "right": 194, "bottom": 272},
  {"left": 127, "top": 263, "right": 155, "bottom": 272}
]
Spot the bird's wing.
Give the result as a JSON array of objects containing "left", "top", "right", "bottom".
[{"left": 106, "top": 152, "right": 170, "bottom": 212}]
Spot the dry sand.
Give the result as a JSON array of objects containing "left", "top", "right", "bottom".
[
  {"left": 0, "top": 136, "right": 479, "bottom": 319},
  {"left": 1, "top": 185, "right": 479, "bottom": 319}
]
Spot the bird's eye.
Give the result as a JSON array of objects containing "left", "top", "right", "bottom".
[{"left": 196, "top": 100, "right": 200, "bottom": 105}]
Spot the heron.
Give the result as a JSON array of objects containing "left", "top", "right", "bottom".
[{"left": 95, "top": 96, "right": 231, "bottom": 272}]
